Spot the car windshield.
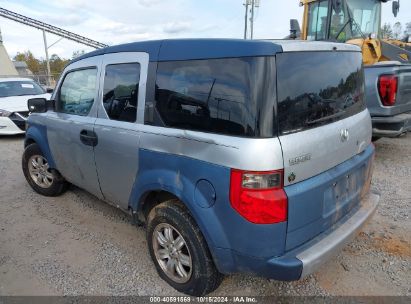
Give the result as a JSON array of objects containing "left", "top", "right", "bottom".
[
  {"left": 331, "top": 0, "right": 381, "bottom": 41},
  {"left": 307, "top": 0, "right": 381, "bottom": 42},
  {"left": 0, "top": 81, "right": 45, "bottom": 98}
]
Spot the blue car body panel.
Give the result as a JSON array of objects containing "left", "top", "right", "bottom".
[
  {"left": 25, "top": 121, "right": 56, "bottom": 168},
  {"left": 71, "top": 39, "right": 283, "bottom": 64},
  {"left": 285, "top": 145, "right": 374, "bottom": 251},
  {"left": 23, "top": 39, "right": 377, "bottom": 283},
  {"left": 157, "top": 39, "right": 282, "bottom": 61},
  {"left": 129, "top": 149, "right": 288, "bottom": 264},
  {"left": 127, "top": 146, "right": 374, "bottom": 278}
]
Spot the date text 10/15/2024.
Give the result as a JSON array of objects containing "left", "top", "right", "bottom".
[{"left": 150, "top": 296, "right": 258, "bottom": 303}]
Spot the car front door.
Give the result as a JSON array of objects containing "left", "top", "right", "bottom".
[
  {"left": 47, "top": 56, "right": 103, "bottom": 199},
  {"left": 93, "top": 52, "right": 149, "bottom": 209}
]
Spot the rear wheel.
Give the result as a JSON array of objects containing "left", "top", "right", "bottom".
[
  {"left": 146, "top": 200, "right": 223, "bottom": 296},
  {"left": 22, "top": 143, "right": 68, "bottom": 196}
]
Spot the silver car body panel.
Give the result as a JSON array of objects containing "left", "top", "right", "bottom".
[
  {"left": 93, "top": 118, "right": 140, "bottom": 208},
  {"left": 268, "top": 40, "right": 361, "bottom": 52},
  {"left": 47, "top": 45, "right": 369, "bottom": 193},
  {"left": 280, "top": 109, "right": 372, "bottom": 186},
  {"left": 93, "top": 52, "right": 149, "bottom": 209},
  {"left": 47, "top": 112, "right": 102, "bottom": 198},
  {"left": 46, "top": 55, "right": 103, "bottom": 199},
  {"left": 24, "top": 39, "right": 378, "bottom": 282},
  {"left": 138, "top": 125, "right": 284, "bottom": 172}
]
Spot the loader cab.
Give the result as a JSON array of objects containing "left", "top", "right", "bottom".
[{"left": 300, "top": 0, "right": 383, "bottom": 42}]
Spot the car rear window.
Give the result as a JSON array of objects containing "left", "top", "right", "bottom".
[
  {"left": 276, "top": 51, "right": 365, "bottom": 135},
  {"left": 146, "top": 57, "right": 277, "bottom": 138}
]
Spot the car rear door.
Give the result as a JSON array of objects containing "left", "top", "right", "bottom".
[
  {"left": 46, "top": 55, "right": 103, "bottom": 199},
  {"left": 275, "top": 50, "right": 373, "bottom": 250},
  {"left": 92, "top": 52, "right": 149, "bottom": 209}
]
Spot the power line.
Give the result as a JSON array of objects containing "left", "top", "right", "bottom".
[{"left": 0, "top": 6, "right": 108, "bottom": 86}]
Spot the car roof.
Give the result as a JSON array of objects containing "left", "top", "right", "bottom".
[
  {"left": 70, "top": 38, "right": 284, "bottom": 64},
  {"left": 0, "top": 77, "right": 36, "bottom": 83}
]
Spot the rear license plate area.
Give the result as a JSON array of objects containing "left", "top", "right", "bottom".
[{"left": 323, "top": 164, "right": 366, "bottom": 218}]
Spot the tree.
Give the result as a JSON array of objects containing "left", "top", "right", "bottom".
[
  {"left": 381, "top": 23, "right": 393, "bottom": 39},
  {"left": 13, "top": 51, "right": 70, "bottom": 79},
  {"left": 13, "top": 51, "right": 41, "bottom": 74},
  {"left": 393, "top": 22, "right": 403, "bottom": 39},
  {"left": 48, "top": 54, "right": 70, "bottom": 77}
]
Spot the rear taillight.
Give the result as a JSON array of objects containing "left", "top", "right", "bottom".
[
  {"left": 378, "top": 75, "right": 398, "bottom": 106},
  {"left": 229, "top": 169, "right": 288, "bottom": 224}
]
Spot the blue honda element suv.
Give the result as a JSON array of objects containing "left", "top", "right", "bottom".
[{"left": 22, "top": 39, "right": 379, "bottom": 296}]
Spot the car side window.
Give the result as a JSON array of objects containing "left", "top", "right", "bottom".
[
  {"left": 58, "top": 68, "right": 97, "bottom": 116},
  {"left": 307, "top": 0, "right": 329, "bottom": 40},
  {"left": 103, "top": 63, "right": 140, "bottom": 122},
  {"left": 146, "top": 57, "right": 277, "bottom": 138}
]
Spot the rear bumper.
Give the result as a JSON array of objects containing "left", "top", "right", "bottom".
[
  {"left": 0, "top": 117, "right": 25, "bottom": 135},
  {"left": 372, "top": 113, "right": 411, "bottom": 137},
  {"left": 296, "top": 191, "right": 379, "bottom": 278},
  {"left": 215, "top": 191, "right": 380, "bottom": 280}
]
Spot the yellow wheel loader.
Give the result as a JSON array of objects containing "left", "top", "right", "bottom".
[{"left": 290, "top": 0, "right": 411, "bottom": 138}]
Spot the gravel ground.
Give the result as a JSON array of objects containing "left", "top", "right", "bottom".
[{"left": 0, "top": 134, "right": 410, "bottom": 296}]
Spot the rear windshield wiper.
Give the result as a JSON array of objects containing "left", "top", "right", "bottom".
[{"left": 305, "top": 110, "right": 346, "bottom": 125}]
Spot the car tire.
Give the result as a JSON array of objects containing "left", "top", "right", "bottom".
[
  {"left": 22, "top": 143, "right": 69, "bottom": 196},
  {"left": 146, "top": 200, "right": 223, "bottom": 296}
]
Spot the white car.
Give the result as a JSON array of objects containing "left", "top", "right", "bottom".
[{"left": 0, "top": 78, "right": 51, "bottom": 135}]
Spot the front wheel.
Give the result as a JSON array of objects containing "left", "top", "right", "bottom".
[
  {"left": 146, "top": 200, "right": 223, "bottom": 296},
  {"left": 22, "top": 143, "right": 68, "bottom": 196}
]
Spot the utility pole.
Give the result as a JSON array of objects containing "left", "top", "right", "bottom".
[
  {"left": 250, "top": 0, "right": 255, "bottom": 39},
  {"left": 244, "top": 0, "right": 250, "bottom": 39},
  {"left": 42, "top": 29, "right": 51, "bottom": 87},
  {"left": 244, "top": 0, "right": 260, "bottom": 40}
]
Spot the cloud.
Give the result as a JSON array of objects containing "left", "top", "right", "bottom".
[
  {"left": 138, "top": 0, "right": 162, "bottom": 7},
  {"left": 99, "top": 21, "right": 148, "bottom": 35},
  {"left": 1, "top": 0, "right": 410, "bottom": 60},
  {"left": 163, "top": 21, "right": 192, "bottom": 34},
  {"left": 41, "top": 14, "right": 87, "bottom": 27}
]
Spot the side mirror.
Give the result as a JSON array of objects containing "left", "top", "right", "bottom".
[
  {"left": 290, "top": 19, "right": 301, "bottom": 39},
  {"left": 392, "top": 1, "right": 400, "bottom": 17},
  {"left": 46, "top": 88, "right": 54, "bottom": 94},
  {"left": 28, "top": 98, "right": 49, "bottom": 113}
]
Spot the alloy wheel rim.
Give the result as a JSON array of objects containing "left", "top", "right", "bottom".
[
  {"left": 152, "top": 223, "right": 192, "bottom": 284},
  {"left": 28, "top": 155, "right": 53, "bottom": 188}
]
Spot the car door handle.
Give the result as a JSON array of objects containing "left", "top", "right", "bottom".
[{"left": 80, "top": 129, "right": 98, "bottom": 147}]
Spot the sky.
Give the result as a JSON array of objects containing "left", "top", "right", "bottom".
[{"left": 0, "top": 0, "right": 410, "bottom": 60}]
